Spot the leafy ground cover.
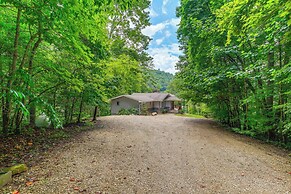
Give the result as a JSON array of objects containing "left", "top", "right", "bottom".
[{"left": 0, "top": 122, "right": 97, "bottom": 168}]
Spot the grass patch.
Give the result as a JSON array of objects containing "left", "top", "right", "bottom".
[{"left": 176, "top": 113, "right": 205, "bottom": 119}]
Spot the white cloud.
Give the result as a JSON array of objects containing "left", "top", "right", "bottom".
[
  {"left": 150, "top": 8, "right": 159, "bottom": 17},
  {"left": 146, "top": 7, "right": 159, "bottom": 17},
  {"left": 169, "top": 43, "right": 181, "bottom": 54},
  {"left": 165, "top": 31, "right": 171, "bottom": 37},
  {"left": 169, "top": 18, "right": 180, "bottom": 28},
  {"left": 147, "top": 44, "right": 182, "bottom": 74},
  {"left": 162, "top": 0, "right": 170, "bottom": 14},
  {"left": 142, "top": 18, "right": 180, "bottom": 38},
  {"left": 142, "top": 22, "right": 167, "bottom": 37},
  {"left": 156, "top": 38, "right": 164, "bottom": 45}
]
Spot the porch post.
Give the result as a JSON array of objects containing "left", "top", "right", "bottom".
[{"left": 138, "top": 102, "right": 141, "bottom": 115}]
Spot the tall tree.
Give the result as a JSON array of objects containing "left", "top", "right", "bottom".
[
  {"left": 175, "top": 0, "right": 291, "bottom": 142},
  {"left": 0, "top": 0, "right": 152, "bottom": 134}
]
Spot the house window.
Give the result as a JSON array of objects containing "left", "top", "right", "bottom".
[{"left": 117, "top": 101, "right": 120, "bottom": 106}]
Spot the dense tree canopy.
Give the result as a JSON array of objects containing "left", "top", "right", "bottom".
[
  {"left": 0, "top": 0, "right": 153, "bottom": 135},
  {"left": 175, "top": 0, "right": 291, "bottom": 143},
  {"left": 148, "top": 69, "right": 174, "bottom": 92}
]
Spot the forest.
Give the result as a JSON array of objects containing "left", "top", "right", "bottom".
[
  {"left": 0, "top": 0, "right": 155, "bottom": 135},
  {"left": 1, "top": 0, "right": 291, "bottom": 147},
  {"left": 149, "top": 69, "right": 174, "bottom": 92},
  {"left": 174, "top": 0, "right": 291, "bottom": 144},
  {"left": 1, "top": 0, "right": 291, "bottom": 192}
]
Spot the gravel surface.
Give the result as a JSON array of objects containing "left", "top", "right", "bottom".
[{"left": 4, "top": 115, "right": 291, "bottom": 193}]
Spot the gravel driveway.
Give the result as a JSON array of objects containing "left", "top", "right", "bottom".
[{"left": 10, "top": 115, "right": 291, "bottom": 193}]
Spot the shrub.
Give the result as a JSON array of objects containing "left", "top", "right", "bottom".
[
  {"left": 118, "top": 108, "right": 138, "bottom": 115},
  {"left": 161, "top": 108, "right": 169, "bottom": 114},
  {"left": 178, "top": 109, "right": 185, "bottom": 114}
]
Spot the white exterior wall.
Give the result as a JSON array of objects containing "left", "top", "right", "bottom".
[{"left": 111, "top": 97, "right": 139, "bottom": 115}]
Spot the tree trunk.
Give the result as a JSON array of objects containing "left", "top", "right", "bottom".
[
  {"left": 266, "top": 51, "right": 274, "bottom": 110},
  {"left": 277, "top": 43, "right": 289, "bottom": 123},
  {"left": 70, "top": 97, "right": 77, "bottom": 123},
  {"left": 64, "top": 98, "right": 69, "bottom": 125},
  {"left": 19, "top": 33, "right": 37, "bottom": 69},
  {"left": 92, "top": 106, "right": 98, "bottom": 121},
  {"left": 14, "top": 34, "right": 38, "bottom": 131},
  {"left": 29, "top": 104, "right": 36, "bottom": 127},
  {"left": 28, "top": 35, "right": 42, "bottom": 128},
  {"left": 15, "top": 111, "right": 21, "bottom": 134},
  {"left": 77, "top": 94, "right": 84, "bottom": 123},
  {"left": 243, "top": 79, "right": 249, "bottom": 130},
  {"left": 267, "top": 51, "right": 275, "bottom": 140},
  {"left": 0, "top": 54, "right": 3, "bottom": 133},
  {"left": 2, "top": 9, "right": 21, "bottom": 135}
]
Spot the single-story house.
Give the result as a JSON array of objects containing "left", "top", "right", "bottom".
[{"left": 110, "top": 93, "right": 181, "bottom": 115}]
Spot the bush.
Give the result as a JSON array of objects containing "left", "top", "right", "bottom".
[
  {"left": 161, "top": 107, "right": 169, "bottom": 114},
  {"left": 231, "top": 128, "right": 256, "bottom": 138},
  {"left": 178, "top": 109, "right": 185, "bottom": 114},
  {"left": 186, "top": 101, "right": 211, "bottom": 117},
  {"left": 140, "top": 104, "right": 148, "bottom": 115},
  {"left": 118, "top": 108, "right": 138, "bottom": 115}
]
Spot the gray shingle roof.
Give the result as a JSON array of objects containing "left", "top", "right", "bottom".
[
  {"left": 124, "top": 94, "right": 153, "bottom": 102},
  {"left": 131, "top": 93, "right": 169, "bottom": 101},
  {"left": 164, "top": 94, "right": 181, "bottom": 101},
  {"left": 111, "top": 93, "right": 181, "bottom": 102}
]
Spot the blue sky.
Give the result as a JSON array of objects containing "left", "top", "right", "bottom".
[{"left": 142, "top": 0, "right": 182, "bottom": 74}]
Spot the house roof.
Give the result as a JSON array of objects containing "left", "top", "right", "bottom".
[
  {"left": 125, "top": 94, "right": 153, "bottom": 102},
  {"left": 164, "top": 94, "right": 182, "bottom": 101},
  {"left": 131, "top": 93, "right": 169, "bottom": 101},
  {"left": 110, "top": 95, "right": 152, "bottom": 102},
  {"left": 110, "top": 93, "right": 181, "bottom": 103}
]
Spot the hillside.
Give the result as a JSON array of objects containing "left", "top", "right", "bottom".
[{"left": 149, "top": 69, "right": 174, "bottom": 92}]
